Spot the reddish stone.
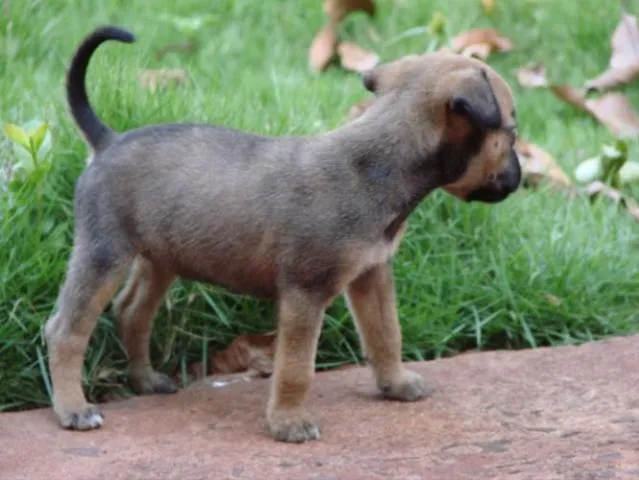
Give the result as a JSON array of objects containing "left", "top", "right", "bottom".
[{"left": 2, "top": 335, "right": 639, "bottom": 480}]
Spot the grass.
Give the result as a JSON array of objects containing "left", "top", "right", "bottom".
[{"left": 1, "top": 0, "right": 638, "bottom": 412}]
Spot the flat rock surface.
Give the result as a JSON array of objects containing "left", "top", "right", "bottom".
[{"left": 2, "top": 335, "right": 639, "bottom": 480}]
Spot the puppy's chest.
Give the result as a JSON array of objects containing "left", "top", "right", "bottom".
[{"left": 347, "top": 222, "right": 406, "bottom": 279}]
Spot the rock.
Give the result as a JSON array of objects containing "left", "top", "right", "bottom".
[{"left": 2, "top": 335, "right": 639, "bottom": 480}]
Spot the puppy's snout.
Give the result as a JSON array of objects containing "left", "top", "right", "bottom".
[
  {"left": 500, "top": 149, "right": 522, "bottom": 193},
  {"left": 466, "top": 150, "right": 521, "bottom": 204}
]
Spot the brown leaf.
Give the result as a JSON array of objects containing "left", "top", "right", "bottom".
[
  {"left": 515, "top": 138, "right": 572, "bottom": 190},
  {"left": 549, "top": 85, "right": 589, "bottom": 112},
  {"left": 324, "top": 0, "right": 375, "bottom": 24},
  {"left": 450, "top": 28, "right": 514, "bottom": 58},
  {"left": 585, "top": 93, "right": 639, "bottom": 138},
  {"left": 210, "top": 331, "right": 276, "bottom": 376},
  {"left": 548, "top": 84, "right": 639, "bottom": 138},
  {"left": 586, "top": 13, "right": 639, "bottom": 91},
  {"left": 516, "top": 63, "right": 548, "bottom": 88},
  {"left": 309, "top": 23, "right": 338, "bottom": 72},
  {"left": 137, "top": 68, "right": 188, "bottom": 93},
  {"left": 583, "top": 181, "right": 639, "bottom": 222},
  {"left": 337, "top": 42, "right": 380, "bottom": 73},
  {"left": 460, "top": 42, "right": 492, "bottom": 61}
]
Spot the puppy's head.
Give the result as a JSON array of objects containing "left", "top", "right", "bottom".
[{"left": 361, "top": 53, "right": 521, "bottom": 204}]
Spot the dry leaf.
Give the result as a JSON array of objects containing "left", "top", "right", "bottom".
[
  {"left": 586, "top": 13, "right": 639, "bottom": 91},
  {"left": 515, "top": 138, "right": 572, "bottom": 190},
  {"left": 309, "top": 0, "right": 376, "bottom": 74},
  {"left": 450, "top": 28, "right": 514, "bottom": 60},
  {"left": 210, "top": 331, "right": 276, "bottom": 376},
  {"left": 547, "top": 83, "right": 639, "bottom": 139},
  {"left": 324, "top": 0, "right": 375, "bottom": 23},
  {"left": 309, "top": 23, "right": 338, "bottom": 72},
  {"left": 583, "top": 180, "right": 639, "bottom": 222},
  {"left": 137, "top": 68, "right": 188, "bottom": 93},
  {"left": 460, "top": 42, "right": 492, "bottom": 61},
  {"left": 585, "top": 93, "right": 639, "bottom": 138},
  {"left": 549, "top": 85, "right": 589, "bottom": 112},
  {"left": 516, "top": 63, "right": 548, "bottom": 88},
  {"left": 337, "top": 42, "right": 380, "bottom": 73}
]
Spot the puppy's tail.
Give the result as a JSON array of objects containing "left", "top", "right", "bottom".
[{"left": 67, "top": 26, "right": 135, "bottom": 150}]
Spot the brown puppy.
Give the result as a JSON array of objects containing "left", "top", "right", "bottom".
[{"left": 45, "top": 26, "right": 520, "bottom": 443}]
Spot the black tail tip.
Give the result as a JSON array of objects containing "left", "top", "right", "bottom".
[{"left": 92, "top": 25, "right": 136, "bottom": 44}]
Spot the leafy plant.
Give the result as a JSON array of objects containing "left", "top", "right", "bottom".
[
  {"left": 575, "top": 139, "right": 639, "bottom": 188},
  {"left": 2, "top": 119, "right": 53, "bottom": 188}
]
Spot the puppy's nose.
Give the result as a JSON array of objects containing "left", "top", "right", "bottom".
[{"left": 500, "top": 149, "right": 522, "bottom": 194}]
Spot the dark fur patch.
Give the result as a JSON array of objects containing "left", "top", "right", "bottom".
[
  {"left": 450, "top": 69, "right": 502, "bottom": 130},
  {"left": 91, "top": 243, "right": 115, "bottom": 275}
]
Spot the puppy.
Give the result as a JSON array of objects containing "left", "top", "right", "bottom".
[{"left": 45, "top": 26, "right": 520, "bottom": 443}]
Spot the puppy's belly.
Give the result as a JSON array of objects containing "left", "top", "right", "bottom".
[{"left": 171, "top": 257, "right": 279, "bottom": 300}]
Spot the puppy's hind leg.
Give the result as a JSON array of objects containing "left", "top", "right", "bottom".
[
  {"left": 45, "top": 243, "right": 131, "bottom": 430},
  {"left": 113, "top": 256, "right": 177, "bottom": 395},
  {"left": 345, "top": 262, "right": 433, "bottom": 402}
]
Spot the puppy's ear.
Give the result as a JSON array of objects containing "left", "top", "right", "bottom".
[
  {"left": 362, "top": 69, "right": 378, "bottom": 93},
  {"left": 361, "top": 54, "right": 421, "bottom": 96},
  {"left": 449, "top": 69, "right": 501, "bottom": 129}
]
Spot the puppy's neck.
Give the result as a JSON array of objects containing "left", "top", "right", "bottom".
[{"left": 321, "top": 96, "right": 444, "bottom": 236}]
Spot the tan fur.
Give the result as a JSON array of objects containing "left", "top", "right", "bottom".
[{"left": 45, "top": 27, "right": 520, "bottom": 443}]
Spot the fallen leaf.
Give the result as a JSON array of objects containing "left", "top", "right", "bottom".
[
  {"left": 309, "top": 0, "right": 376, "bottom": 74},
  {"left": 585, "top": 13, "right": 639, "bottom": 91},
  {"left": 516, "top": 63, "right": 548, "bottom": 88},
  {"left": 137, "top": 68, "right": 188, "bottom": 93},
  {"left": 450, "top": 28, "right": 514, "bottom": 60},
  {"left": 337, "top": 41, "right": 380, "bottom": 73},
  {"left": 515, "top": 138, "right": 572, "bottom": 190},
  {"left": 309, "top": 23, "right": 338, "bottom": 72},
  {"left": 549, "top": 85, "right": 589, "bottom": 112},
  {"left": 585, "top": 93, "right": 639, "bottom": 138},
  {"left": 460, "top": 42, "right": 492, "bottom": 61},
  {"left": 546, "top": 83, "right": 639, "bottom": 139},
  {"left": 583, "top": 180, "right": 639, "bottom": 222},
  {"left": 324, "top": 0, "right": 375, "bottom": 23},
  {"left": 210, "top": 331, "right": 276, "bottom": 376},
  {"left": 482, "top": 0, "right": 496, "bottom": 14}
]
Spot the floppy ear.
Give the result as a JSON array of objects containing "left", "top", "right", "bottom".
[
  {"left": 449, "top": 69, "right": 502, "bottom": 129},
  {"left": 361, "top": 54, "right": 421, "bottom": 95}
]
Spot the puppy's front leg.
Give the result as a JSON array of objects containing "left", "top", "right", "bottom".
[
  {"left": 267, "top": 288, "right": 325, "bottom": 443},
  {"left": 346, "top": 262, "right": 433, "bottom": 401}
]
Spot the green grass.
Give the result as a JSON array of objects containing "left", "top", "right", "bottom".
[{"left": 1, "top": 0, "right": 638, "bottom": 412}]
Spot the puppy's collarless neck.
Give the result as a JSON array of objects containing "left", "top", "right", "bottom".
[{"left": 318, "top": 108, "right": 442, "bottom": 239}]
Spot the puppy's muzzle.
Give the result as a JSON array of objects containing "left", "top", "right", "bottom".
[{"left": 467, "top": 149, "right": 521, "bottom": 204}]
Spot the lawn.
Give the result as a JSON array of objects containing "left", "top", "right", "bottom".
[{"left": 1, "top": 0, "right": 638, "bottom": 412}]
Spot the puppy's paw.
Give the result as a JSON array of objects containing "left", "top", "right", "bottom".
[
  {"left": 56, "top": 404, "right": 104, "bottom": 430},
  {"left": 267, "top": 409, "right": 321, "bottom": 443},
  {"left": 130, "top": 370, "right": 178, "bottom": 395},
  {"left": 379, "top": 369, "right": 434, "bottom": 402}
]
